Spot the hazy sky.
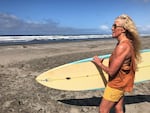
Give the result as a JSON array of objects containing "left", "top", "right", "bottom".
[{"left": 0, "top": 0, "right": 150, "bottom": 35}]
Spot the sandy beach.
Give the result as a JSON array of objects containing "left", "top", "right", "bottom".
[{"left": 0, "top": 37, "right": 150, "bottom": 113}]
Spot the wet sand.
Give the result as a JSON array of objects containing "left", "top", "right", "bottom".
[{"left": 0, "top": 37, "right": 150, "bottom": 113}]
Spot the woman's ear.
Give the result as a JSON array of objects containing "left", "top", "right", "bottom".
[{"left": 121, "top": 28, "right": 126, "bottom": 33}]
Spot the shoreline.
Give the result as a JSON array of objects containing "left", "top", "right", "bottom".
[
  {"left": 0, "top": 37, "right": 150, "bottom": 113},
  {"left": 0, "top": 37, "right": 113, "bottom": 46},
  {"left": 0, "top": 35, "right": 149, "bottom": 46}
]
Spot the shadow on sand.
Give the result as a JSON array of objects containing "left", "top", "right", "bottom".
[{"left": 58, "top": 95, "right": 150, "bottom": 113}]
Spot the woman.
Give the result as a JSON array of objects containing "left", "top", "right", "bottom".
[{"left": 93, "top": 14, "right": 141, "bottom": 113}]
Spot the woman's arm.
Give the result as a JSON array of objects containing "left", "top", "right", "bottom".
[{"left": 93, "top": 43, "right": 131, "bottom": 77}]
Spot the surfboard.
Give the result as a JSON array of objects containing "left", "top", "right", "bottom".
[{"left": 36, "top": 49, "right": 150, "bottom": 91}]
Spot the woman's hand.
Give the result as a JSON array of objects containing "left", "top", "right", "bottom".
[
  {"left": 92, "top": 56, "right": 104, "bottom": 65},
  {"left": 93, "top": 56, "right": 108, "bottom": 75}
]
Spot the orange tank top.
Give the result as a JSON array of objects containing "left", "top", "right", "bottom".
[{"left": 108, "top": 41, "right": 136, "bottom": 92}]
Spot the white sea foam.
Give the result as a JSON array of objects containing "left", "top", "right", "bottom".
[
  {"left": 0, "top": 34, "right": 149, "bottom": 44},
  {"left": 0, "top": 34, "right": 112, "bottom": 43}
]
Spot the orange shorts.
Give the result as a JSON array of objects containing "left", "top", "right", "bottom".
[{"left": 103, "top": 85, "right": 124, "bottom": 102}]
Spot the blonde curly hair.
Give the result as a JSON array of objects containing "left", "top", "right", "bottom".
[{"left": 116, "top": 14, "right": 141, "bottom": 63}]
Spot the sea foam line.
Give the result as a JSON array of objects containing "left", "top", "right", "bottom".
[{"left": 0, "top": 35, "right": 112, "bottom": 43}]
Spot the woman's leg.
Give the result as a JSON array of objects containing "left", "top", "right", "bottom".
[
  {"left": 99, "top": 97, "right": 115, "bottom": 113},
  {"left": 99, "top": 96, "right": 124, "bottom": 113},
  {"left": 100, "top": 85, "right": 124, "bottom": 113},
  {"left": 114, "top": 96, "right": 124, "bottom": 113}
]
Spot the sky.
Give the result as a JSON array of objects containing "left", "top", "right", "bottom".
[{"left": 0, "top": 0, "right": 150, "bottom": 35}]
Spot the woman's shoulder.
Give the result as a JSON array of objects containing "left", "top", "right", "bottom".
[
  {"left": 117, "top": 41, "right": 130, "bottom": 51},
  {"left": 119, "top": 40, "right": 133, "bottom": 50},
  {"left": 115, "top": 41, "right": 132, "bottom": 57}
]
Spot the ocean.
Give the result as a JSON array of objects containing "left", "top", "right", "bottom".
[
  {"left": 0, "top": 34, "right": 112, "bottom": 45},
  {"left": 0, "top": 34, "right": 149, "bottom": 46}
]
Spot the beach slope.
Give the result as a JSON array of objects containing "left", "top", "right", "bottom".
[{"left": 0, "top": 37, "right": 150, "bottom": 113}]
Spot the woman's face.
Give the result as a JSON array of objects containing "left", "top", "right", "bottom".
[{"left": 112, "top": 19, "right": 125, "bottom": 38}]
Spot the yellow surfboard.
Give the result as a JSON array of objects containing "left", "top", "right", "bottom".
[{"left": 36, "top": 49, "right": 150, "bottom": 91}]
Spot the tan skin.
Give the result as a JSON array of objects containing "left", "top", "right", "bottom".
[{"left": 93, "top": 19, "right": 132, "bottom": 113}]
